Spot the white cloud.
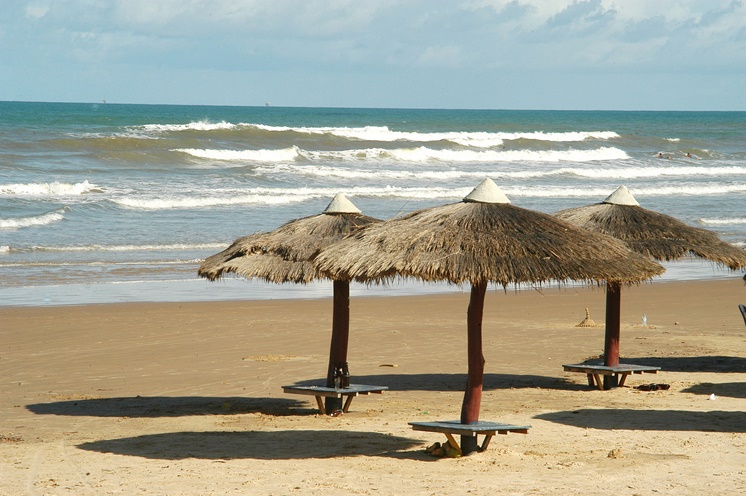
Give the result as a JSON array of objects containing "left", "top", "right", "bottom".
[
  {"left": 418, "top": 45, "right": 465, "bottom": 68},
  {"left": 2, "top": 0, "right": 744, "bottom": 108},
  {"left": 25, "top": 4, "right": 49, "bottom": 19},
  {"left": 107, "top": 0, "right": 393, "bottom": 38},
  {"left": 461, "top": 0, "right": 746, "bottom": 72}
]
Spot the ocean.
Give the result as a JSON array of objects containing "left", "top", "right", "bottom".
[{"left": 1, "top": 101, "right": 744, "bottom": 307}]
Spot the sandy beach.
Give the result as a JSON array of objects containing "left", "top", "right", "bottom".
[{"left": 1, "top": 278, "right": 745, "bottom": 495}]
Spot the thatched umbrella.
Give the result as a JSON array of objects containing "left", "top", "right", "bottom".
[
  {"left": 198, "top": 194, "right": 381, "bottom": 412},
  {"left": 314, "top": 178, "right": 663, "bottom": 454},
  {"left": 556, "top": 185, "right": 746, "bottom": 384}
]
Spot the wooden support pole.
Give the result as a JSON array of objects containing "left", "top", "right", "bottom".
[
  {"left": 325, "top": 280, "right": 350, "bottom": 413},
  {"left": 460, "top": 281, "right": 486, "bottom": 455},
  {"left": 603, "top": 281, "right": 622, "bottom": 389}
]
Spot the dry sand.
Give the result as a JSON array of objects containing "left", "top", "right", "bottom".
[{"left": 1, "top": 278, "right": 745, "bottom": 495}]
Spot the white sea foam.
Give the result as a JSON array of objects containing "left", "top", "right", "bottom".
[
  {"left": 321, "top": 127, "right": 510, "bottom": 147},
  {"left": 112, "top": 193, "right": 314, "bottom": 210},
  {"left": 27, "top": 243, "right": 227, "bottom": 253},
  {"left": 108, "top": 181, "right": 746, "bottom": 211},
  {"left": 504, "top": 131, "right": 620, "bottom": 142},
  {"left": 511, "top": 184, "right": 746, "bottom": 199},
  {"left": 0, "top": 259, "right": 205, "bottom": 269},
  {"left": 369, "top": 146, "right": 627, "bottom": 162},
  {"left": 252, "top": 164, "right": 476, "bottom": 181},
  {"left": 501, "top": 185, "right": 746, "bottom": 199},
  {"left": 631, "top": 184, "right": 746, "bottom": 196},
  {"left": 183, "top": 145, "right": 629, "bottom": 164},
  {"left": 508, "top": 184, "right": 746, "bottom": 199},
  {"left": 138, "top": 120, "right": 236, "bottom": 133},
  {"left": 0, "top": 211, "right": 65, "bottom": 230},
  {"left": 112, "top": 186, "right": 468, "bottom": 210},
  {"left": 0, "top": 246, "right": 9, "bottom": 254},
  {"left": 0, "top": 180, "right": 99, "bottom": 196},
  {"left": 547, "top": 165, "right": 746, "bottom": 180},
  {"left": 697, "top": 217, "right": 746, "bottom": 225},
  {"left": 110, "top": 187, "right": 466, "bottom": 210},
  {"left": 174, "top": 147, "right": 300, "bottom": 162},
  {"left": 253, "top": 163, "right": 746, "bottom": 182},
  {"left": 142, "top": 120, "right": 618, "bottom": 148},
  {"left": 249, "top": 123, "right": 618, "bottom": 147}
]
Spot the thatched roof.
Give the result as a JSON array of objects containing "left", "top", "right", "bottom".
[
  {"left": 198, "top": 194, "right": 381, "bottom": 283},
  {"left": 555, "top": 186, "right": 746, "bottom": 270},
  {"left": 314, "top": 179, "right": 664, "bottom": 286}
]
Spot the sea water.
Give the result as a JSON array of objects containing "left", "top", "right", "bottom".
[{"left": 1, "top": 102, "right": 744, "bottom": 306}]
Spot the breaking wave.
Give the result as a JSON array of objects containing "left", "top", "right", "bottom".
[
  {"left": 174, "top": 147, "right": 301, "bottom": 162},
  {"left": 175, "top": 146, "right": 628, "bottom": 164},
  {"left": 112, "top": 193, "right": 314, "bottom": 210},
  {"left": 23, "top": 243, "right": 227, "bottom": 253},
  {"left": 697, "top": 217, "right": 746, "bottom": 226},
  {"left": 0, "top": 181, "right": 100, "bottom": 196},
  {"left": 249, "top": 124, "right": 619, "bottom": 146},
  {"left": 252, "top": 164, "right": 746, "bottom": 182},
  {"left": 135, "top": 120, "right": 618, "bottom": 148},
  {"left": 107, "top": 183, "right": 746, "bottom": 211},
  {"left": 137, "top": 120, "right": 236, "bottom": 133},
  {"left": 0, "top": 210, "right": 66, "bottom": 230}
]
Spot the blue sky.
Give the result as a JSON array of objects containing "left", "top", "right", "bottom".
[{"left": 2, "top": 0, "right": 745, "bottom": 110}]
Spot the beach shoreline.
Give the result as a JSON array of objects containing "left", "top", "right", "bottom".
[
  {"left": 0, "top": 257, "right": 739, "bottom": 308},
  {"left": 2, "top": 277, "right": 745, "bottom": 494}
]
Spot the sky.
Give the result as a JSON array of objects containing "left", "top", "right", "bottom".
[{"left": 1, "top": 0, "right": 745, "bottom": 110}]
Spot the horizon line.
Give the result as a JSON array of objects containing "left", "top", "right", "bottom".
[{"left": 2, "top": 99, "right": 745, "bottom": 113}]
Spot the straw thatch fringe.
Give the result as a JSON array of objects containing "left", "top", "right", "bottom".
[
  {"left": 556, "top": 203, "right": 746, "bottom": 269},
  {"left": 315, "top": 202, "right": 664, "bottom": 286},
  {"left": 198, "top": 213, "right": 380, "bottom": 283}
]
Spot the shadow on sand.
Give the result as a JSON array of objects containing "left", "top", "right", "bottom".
[
  {"left": 77, "top": 430, "right": 424, "bottom": 460},
  {"left": 681, "top": 382, "right": 746, "bottom": 399},
  {"left": 535, "top": 408, "right": 746, "bottom": 433},
  {"left": 294, "top": 372, "right": 588, "bottom": 392},
  {"left": 26, "top": 396, "right": 307, "bottom": 418},
  {"left": 578, "top": 355, "right": 746, "bottom": 373},
  {"left": 26, "top": 373, "right": 587, "bottom": 420}
]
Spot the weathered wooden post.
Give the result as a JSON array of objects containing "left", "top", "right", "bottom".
[
  {"left": 460, "top": 281, "right": 486, "bottom": 454},
  {"left": 325, "top": 280, "right": 350, "bottom": 412},
  {"left": 603, "top": 281, "right": 622, "bottom": 389}
]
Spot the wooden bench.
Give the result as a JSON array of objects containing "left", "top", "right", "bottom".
[
  {"left": 563, "top": 363, "right": 661, "bottom": 390},
  {"left": 282, "top": 384, "right": 388, "bottom": 415},
  {"left": 409, "top": 420, "right": 530, "bottom": 455}
]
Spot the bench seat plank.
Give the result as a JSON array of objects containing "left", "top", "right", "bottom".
[
  {"left": 283, "top": 384, "right": 388, "bottom": 398},
  {"left": 409, "top": 420, "right": 531, "bottom": 436},
  {"left": 283, "top": 384, "right": 388, "bottom": 414},
  {"left": 563, "top": 363, "right": 661, "bottom": 390},
  {"left": 410, "top": 420, "right": 530, "bottom": 454},
  {"left": 563, "top": 363, "right": 660, "bottom": 375}
]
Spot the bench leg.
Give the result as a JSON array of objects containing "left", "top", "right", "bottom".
[
  {"left": 586, "top": 373, "right": 595, "bottom": 387},
  {"left": 618, "top": 373, "right": 629, "bottom": 387},
  {"left": 444, "top": 433, "right": 463, "bottom": 456},
  {"left": 593, "top": 374, "right": 604, "bottom": 390},
  {"left": 342, "top": 395, "right": 354, "bottom": 413},
  {"left": 314, "top": 396, "right": 327, "bottom": 415},
  {"left": 479, "top": 434, "right": 494, "bottom": 452}
]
